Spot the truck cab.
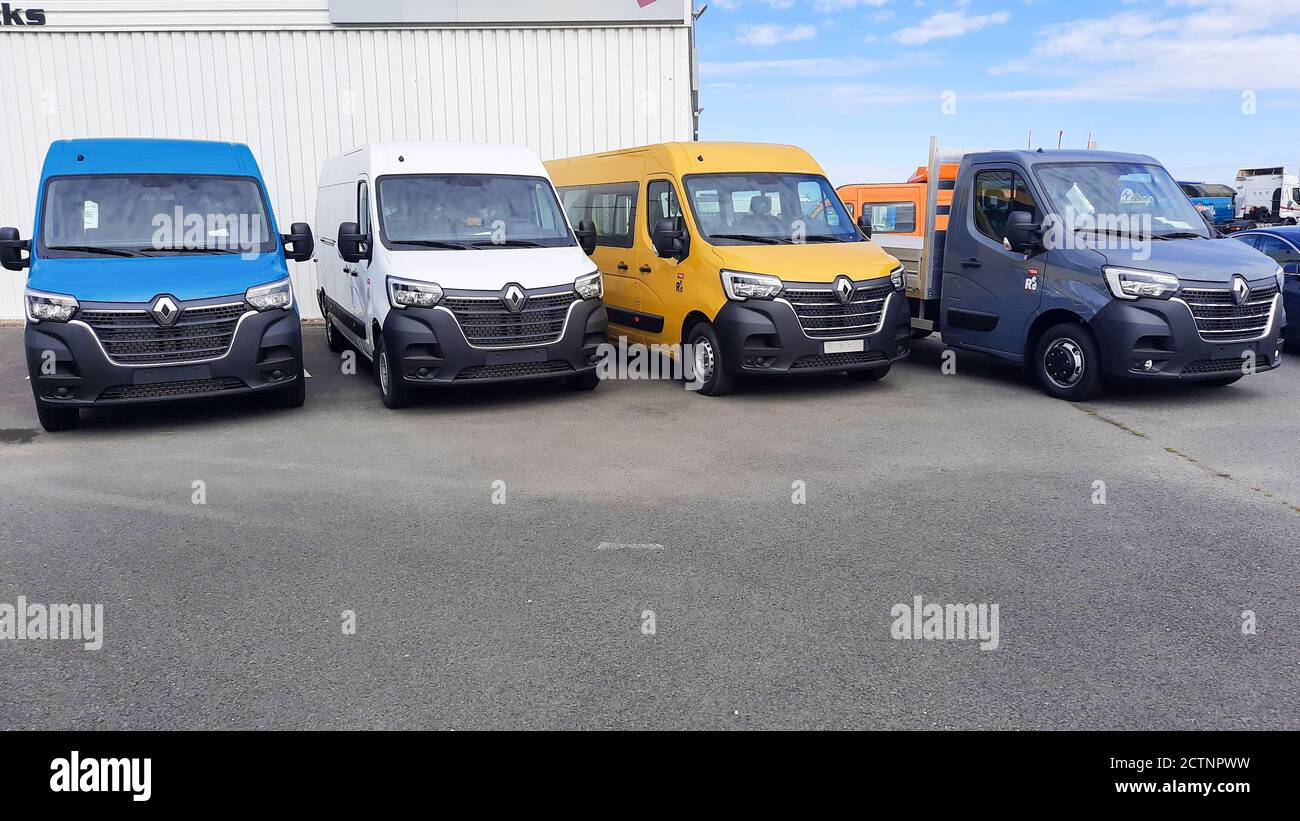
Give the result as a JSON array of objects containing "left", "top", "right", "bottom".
[
  {"left": 1, "top": 139, "right": 314, "bottom": 431},
  {"left": 843, "top": 140, "right": 1286, "bottom": 400}
]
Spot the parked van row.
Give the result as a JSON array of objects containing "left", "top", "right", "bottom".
[{"left": 2, "top": 137, "right": 1291, "bottom": 430}]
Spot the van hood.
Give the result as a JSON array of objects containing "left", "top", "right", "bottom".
[
  {"left": 1088, "top": 236, "right": 1279, "bottom": 286},
  {"left": 377, "top": 245, "right": 596, "bottom": 291},
  {"left": 28, "top": 253, "right": 290, "bottom": 303},
  {"left": 702, "top": 239, "right": 898, "bottom": 283}
]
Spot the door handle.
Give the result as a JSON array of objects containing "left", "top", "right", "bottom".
[
  {"left": 960, "top": 258, "right": 982, "bottom": 268},
  {"left": 639, "top": 265, "right": 652, "bottom": 274},
  {"left": 617, "top": 262, "right": 629, "bottom": 272}
]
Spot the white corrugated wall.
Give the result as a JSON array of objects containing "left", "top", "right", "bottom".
[{"left": 0, "top": 23, "right": 694, "bottom": 317}]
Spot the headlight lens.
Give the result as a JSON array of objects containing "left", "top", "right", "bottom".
[
  {"left": 889, "top": 264, "right": 906, "bottom": 290},
  {"left": 575, "top": 271, "right": 603, "bottom": 300},
  {"left": 721, "top": 269, "right": 783, "bottom": 301},
  {"left": 1103, "top": 267, "right": 1180, "bottom": 300},
  {"left": 388, "top": 276, "right": 443, "bottom": 309},
  {"left": 25, "top": 289, "right": 78, "bottom": 323},
  {"left": 245, "top": 277, "right": 294, "bottom": 311}
]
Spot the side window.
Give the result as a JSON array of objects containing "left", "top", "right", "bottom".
[
  {"left": 1256, "top": 236, "right": 1300, "bottom": 264},
  {"left": 845, "top": 202, "right": 855, "bottom": 217},
  {"left": 357, "top": 181, "right": 371, "bottom": 235},
  {"left": 973, "top": 169, "right": 1037, "bottom": 245},
  {"left": 557, "top": 182, "right": 638, "bottom": 248},
  {"left": 862, "top": 202, "right": 917, "bottom": 234},
  {"left": 1231, "top": 234, "right": 1261, "bottom": 250},
  {"left": 646, "top": 180, "right": 683, "bottom": 232},
  {"left": 796, "top": 180, "right": 839, "bottom": 227}
]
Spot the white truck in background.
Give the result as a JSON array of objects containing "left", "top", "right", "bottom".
[{"left": 1233, "top": 166, "right": 1300, "bottom": 225}]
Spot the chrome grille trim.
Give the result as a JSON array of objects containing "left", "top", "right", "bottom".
[
  {"left": 776, "top": 278, "right": 893, "bottom": 340},
  {"left": 438, "top": 289, "right": 579, "bottom": 349},
  {"left": 75, "top": 301, "right": 252, "bottom": 366},
  {"left": 1174, "top": 282, "right": 1279, "bottom": 343}
]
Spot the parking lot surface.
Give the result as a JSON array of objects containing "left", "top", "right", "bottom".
[{"left": 1, "top": 325, "right": 1296, "bottom": 729}]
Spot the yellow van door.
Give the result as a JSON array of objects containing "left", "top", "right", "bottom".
[
  {"left": 637, "top": 177, "right": 687, "bottom": 345},
  {"left": 559, "top": 180, "right": 643, "bottom": 343}
]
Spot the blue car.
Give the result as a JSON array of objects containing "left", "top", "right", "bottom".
[
  {"left": 1230, "top": 226, "right": 1300, "bottom": 348},
  {"left": 0, "top": 139, "right": 315, "bottom": 431}
]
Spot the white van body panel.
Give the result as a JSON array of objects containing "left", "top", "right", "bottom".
[{"left": 315, "top": 142, "right": 594, "bottom": 355}]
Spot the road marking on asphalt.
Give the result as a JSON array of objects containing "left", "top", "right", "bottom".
[
  {"left": 594, "top": 542, "right": 665, "bottom": 551},
  {"left": 304, "top": 369, "right": 312, "bottom": 378}
]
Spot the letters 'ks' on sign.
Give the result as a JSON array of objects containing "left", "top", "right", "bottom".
[{"left": 1, "top": 3, "right": 45, "bottom": 26}]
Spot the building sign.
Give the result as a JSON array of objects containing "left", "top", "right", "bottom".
[
  {"left": 0, "top": 3, "right": 47, "bottom": 26},
  {"left": 329, "top": 0, "right": 686, "bottom": 25}
]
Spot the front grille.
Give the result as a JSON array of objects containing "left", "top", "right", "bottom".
[
  {"left": 789, "top": 350, "right": 887, "bottom": 370},
  {"left": 442, "top": 291, "right": 577, "bottom": 348},
  {"left": 1179, "top": 283, "right": 1278, "bottom": 343},
  {"left": 455, "top": 361, "right": 573, "bottom": 381},
  {"left": 80, "top": 302, "right": 248, "bottom": 364},
  {"left": 99, "top": 377, "right": 246, "bottom": 401},
  {"left": 783, "top": 281, "right": 892, "bottom": 339}
]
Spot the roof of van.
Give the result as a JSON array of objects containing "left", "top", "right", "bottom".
[
  {"left": 40, "top": 138, "right": 262, "bottom": 178},
  {"left": 318, "top": 142, "right": 550, "bottom": 187},
  {"left": 965, "top": 149, "right": 1160, "bottom": 167},
  {"left": 546, "top": 142, "right": 824, "bottom": 178}
]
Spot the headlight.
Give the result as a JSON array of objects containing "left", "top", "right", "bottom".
[
  {"left": 1103, "top": 267, "right": 1180, "bottom": 300},
  {"left": 25, "top": 289, "right": 78, "bottom": 323},
  {"left": 889, "top": 264, "right": 905, "bottom": 291},
  {"left": 721, "top": 269, "right": 783, "bottom": 301},
  {"left": 575, "top": 271, "right": 603, "bottom": 300},
  {"left": 388, "top": 276, "right": 443, "bottom": 309},
  {"left": 245, "top": 277, "right": 294, "bottom": 311}
]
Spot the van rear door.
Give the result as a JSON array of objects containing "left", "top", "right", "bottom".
[{"left": 941, "top": 163, "right": 1044, "bottom": 354}]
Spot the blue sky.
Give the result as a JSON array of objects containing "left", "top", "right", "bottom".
[{"left": 694, "top": 0, "right": 1300, "bottom": 187}]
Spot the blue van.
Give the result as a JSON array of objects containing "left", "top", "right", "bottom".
[
  {"left": 1178, "top": 181, "right": 1235, "bottom": 225},
  {"left": 0, "top": 139, "right": 314, "bottom": 431}
]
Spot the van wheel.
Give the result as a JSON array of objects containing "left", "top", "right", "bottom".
[
  {"left": 35, "top": 402, "right": 79, "bottom": 432},
  {"left": 686, "top": 322, "right": 735, "bottom": 396},
  {"left": 567, "top": 370, "right": 600, "bottom": 391},
  {"left": 849, "top": 364, "right": 891, "bottom": 382},
  {"left": 1034, "top": 323, "right": 1103, "bottom": 401},
  {"left": 374, "top": 335, "right": 412, "bottom": 409},
  {"left": 324, "top": 313, "right": 347, "bottom": 353}
]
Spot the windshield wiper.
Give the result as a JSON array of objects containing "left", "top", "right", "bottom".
[
  {"left": 1152, "top": 232, "right": 1204, "bottom": 240},
  {"left": 709, "top": 233, "right": 786, "bottom": 245},
  {"left": 801, "top": 235, "right": 852, "bottom": 243},
  {"left": 468, "top": 239, "right": 548, "bottom": 248},
  {"left": 390, "top": 239, "right": 475, "bottom": 250},
  {"left": 135, "top": 246, "right": 241, "bottom": 255},
  {"left": 1074, "top": 227, "right": 1146, "bottom": 242},
  {"left": 44, "top": 245, "right": 138, "bottom": 257}
]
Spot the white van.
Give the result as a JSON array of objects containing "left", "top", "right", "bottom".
[{"left": 314, "top": 142, "right": 607, "bottom": 407}]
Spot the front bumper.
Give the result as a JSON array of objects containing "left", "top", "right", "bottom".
[
  {"left": 712, "top": 286, "right": 912, "bottom": 376},
  {"left": 1090, "top": 294, "right": 1284, "bottom": 380},
  {"left": 25, "top": 304, "right": 303, "bottom": 407},
  {"left": 381, "top": 298, "right": 608, "bottom": 386}
]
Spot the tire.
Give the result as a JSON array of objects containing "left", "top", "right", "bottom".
[
  {"left": 35, "top": 401, "right": 78, "bottom": 432},
  {"left": 685, "top": 321, "right": 735, "bottom": 396},
  {"left": 849, "top": 364, "right": 891, "bottom": 382},
  {"left": 910, "top": 328, "right": 933, "bottom": 340},
  {"left": 324, "top": 313, "right": 347, "bottom": 353},
  {"left": 1203, "top": 375, "right": 1243, "bottom": 387},
  {"left": 566, "top": 370, "right": 600, "bottom": 391},
  {"left": 374, "top": 334, "right": 412, "bottom": 409},
  {"left": 1034, "top": 322, "right": 1103, "bottom": 401}
]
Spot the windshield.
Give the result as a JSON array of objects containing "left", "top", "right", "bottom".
[
  {"left": 375, "top": 174, "right": 575, "bottom": 249},
  {"left": 40, "top": 174, "right": 274, "bottom": 257},
  {"left": 683, "top": 173, "right": 860, "bottom": 245},
  {"left": 1035, "top": 162, "right": 1211, "bottom": 239}
]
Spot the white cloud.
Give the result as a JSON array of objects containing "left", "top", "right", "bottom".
[
  {"left": 893, "top": 7, "right": 1011, "bottom": 44},
  {"left": 736, "top": 23, "right": 818, "bottom": 46}
]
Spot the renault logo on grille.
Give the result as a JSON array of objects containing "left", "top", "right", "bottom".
[
  {"left": 1231, "top": 275, "right": 1251, "bottom": 307},
  {"left": 151, "top": 295, "right": 180, "bottom": 326},
  {"left": 501, "top": 284, "right": 527, "bottom": 314},
  {"left": 834, "top": 275, "right": 854, "bottom": 305}
]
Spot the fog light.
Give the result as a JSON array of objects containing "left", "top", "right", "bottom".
[
  {"left": 417, "top": 367, "right": 430, "bottom": 378},
  {"left": 55, "top": 387, "right": 69, "bottom": 398},
  {"left": 271, "top": 369, "right": 284, "bottom": 381},
  {"left": 1143, "top": 359, "right": 1153, "bottom": 371}
]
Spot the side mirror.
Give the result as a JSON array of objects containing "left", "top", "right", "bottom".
[
  {"left": 1003, "top": 210, "right": 1042, "bottom": 254},
  {"left": 337, "top": 221, "right": 369, "bottom": 264},
  {"left": 0, "top": 226, "right": 30, "bottom": 271},
  {"left": 856, "top": 214, "right": 874, "bottom": 240},
  {"left": 282, "top": 221, "right": 315, "bottom": 262},
  {"left": 574, "top": 219, "right": 597, "bottom": 256},
  {"left": 652, "top": 217, "right": 690, "bottom": 260}
]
